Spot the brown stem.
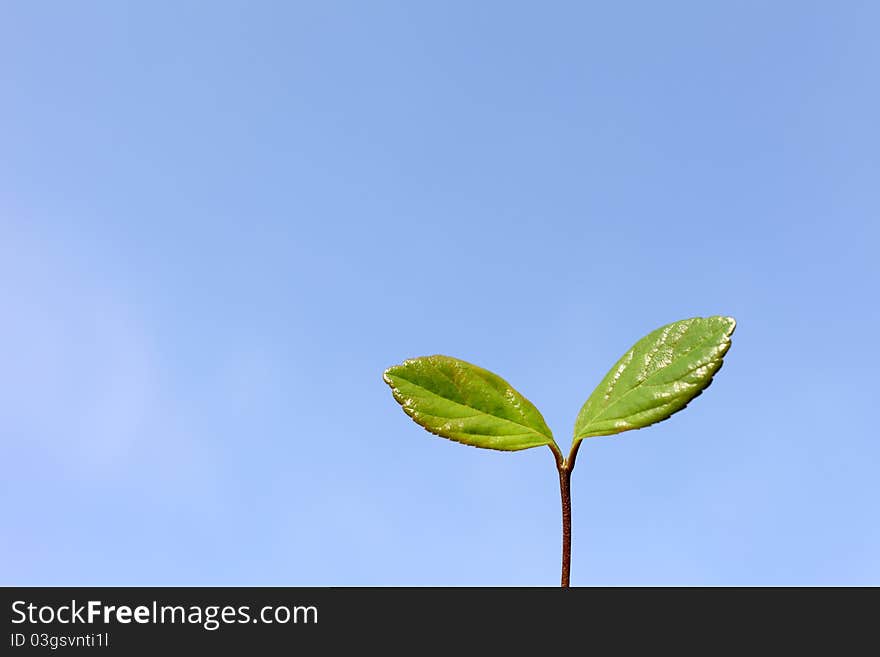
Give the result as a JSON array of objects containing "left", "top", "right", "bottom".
[
  {"left": 559, "top": 461, "right": 573, "bottom": 587},
  {"left": 552, "top": 440, "right": 582, "bottom": 587}
]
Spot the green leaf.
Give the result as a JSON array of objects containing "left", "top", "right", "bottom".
[
  {"left": 572, "top": 316, "right": 736, "bottom": 446},
  {"left": 383, "top": 355, "right": 557, "bottom": 452}
]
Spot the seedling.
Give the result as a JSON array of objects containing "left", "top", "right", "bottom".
[{"left": 383, "top": 316, "right": 736, "bottom": 587}]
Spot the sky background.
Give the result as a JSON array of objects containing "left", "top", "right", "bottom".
[{"left": 2, "top": 1, "right": 878, "bottom": 586}]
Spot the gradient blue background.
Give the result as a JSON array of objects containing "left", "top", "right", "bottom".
[{"left": 2, "top": 2, "right": 877, "bottom": 585}]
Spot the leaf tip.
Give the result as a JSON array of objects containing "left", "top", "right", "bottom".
[
  {"left": 722, "top": 315, "right": 736, "bottom": 335},
  {"left": 382, "top": 364, "right": 399, "bottom": 387}
]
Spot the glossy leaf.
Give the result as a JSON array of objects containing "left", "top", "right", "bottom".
[
  {"left": 572, "top": 316, "right": 736, "bottom": 446},
  {"left": 383, "top": 355, "right": 557, "bottom": 452}
]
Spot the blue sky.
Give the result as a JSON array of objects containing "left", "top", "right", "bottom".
[{"left": 2, "top": 1, "right": 877, "bottom": 585}]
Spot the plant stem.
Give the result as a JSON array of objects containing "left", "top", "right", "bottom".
[
  {"left": 558, "top": 461, "right": 572, "bottom": 587},
  {"left": 551, "top": 441, "right": 581, "bottom": 588}
]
